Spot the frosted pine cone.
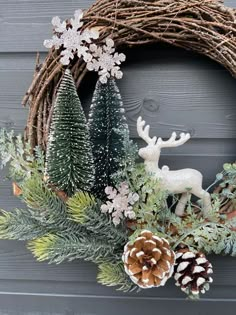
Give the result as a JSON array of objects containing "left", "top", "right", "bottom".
[
  {"left": 122, "top": 230, "right": 175, "bottom": 288},
  {"left": 174, "top": 249, "right": 213, "bottom": 297}
]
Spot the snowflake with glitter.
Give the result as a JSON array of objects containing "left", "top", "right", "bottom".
[
  {"left": 44, "top": 9, "right": 99, "bottom": 65},
  {"left": 87, "top": 38, "right": 126, "bottom": 83},
  {"left": 101, "top": 182, "right": 139, "bottom": 226}
]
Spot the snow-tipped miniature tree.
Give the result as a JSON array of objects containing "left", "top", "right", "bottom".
[
  {"left": 45, "top": 69, "right": 94, "bottom": 196},
  {"left": 88, "top": 77, "right": 129, "bottom": 199}
]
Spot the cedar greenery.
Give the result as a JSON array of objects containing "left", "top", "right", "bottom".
[
  {"left": 45, "top": 69, "right": 95, "bottom": 196},
  {"left": 0, "top": 129, "right": 44, "bottom": 181}
]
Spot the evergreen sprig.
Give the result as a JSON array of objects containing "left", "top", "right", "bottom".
[
  {"left": 97, "top": 262, "right": 136, "bottom": 292},
  {"left": 67, "top": 191, "right": 96, "bottom": 224},
  {"left": 67, "top": 191, "right": 128, "bottom": 246},
  {"left": 0, "top": 129, "right": 44, "bottom": 181},
  {"left": 20, "top": 173, "right": 83, "bottom": 234},
  {"left": 28, "top": 232, "right": 122, "bottom": 264},
  {"left": 21, "top": 174, "right": 65, "bottom": 223},
  {"left": 0, "top": 209, "right": 49, "bottom": 240}
]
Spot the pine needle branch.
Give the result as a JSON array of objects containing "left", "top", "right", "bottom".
[
  {"left": 97, "top": 262, "right": 137, "bottom": 292},
  {"left": 21, "top": 173, "right": 81, "bottom": 233},
  {"left": 0, "top": 209, "right": 49, "bottom": 240},
  {"left": 21, "top": 173, "right": 65, "bottom": 223},
  {"left": 67, "top": 191, "right": 128, "bottom": 246},
  {"left": 28, "top": 232, "right": 122, "bottom": 264},
  {"left": 67, "top": 191, "right": 96, "bottom": 224}
]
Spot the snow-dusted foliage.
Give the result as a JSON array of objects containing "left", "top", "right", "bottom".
[
  {"left": 101, "top": 182, "right": 139, "bottom": 226},
  {"left": 87, "top": 38, "right": 126, "bottom": 83},
  {"left": 44, "top": 9, "right": 99, "bottom": 65}
]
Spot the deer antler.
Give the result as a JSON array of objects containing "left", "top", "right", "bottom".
[
  {"left": 137, "top": 117, "right": 157, "bottom": 145},
  {"left": 157, "top": 131, "right": 190, "bottom": 148},
  {"left": 137, "top": 116, "right": 190, "bottom": 148}
]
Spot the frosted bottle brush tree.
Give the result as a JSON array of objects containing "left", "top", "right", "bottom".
[
  {"left": 88, "top": 77, "right": 129, "bottom": 199},
  {"left": 45, "top": 69, "right": 94, "bottom": 196}
]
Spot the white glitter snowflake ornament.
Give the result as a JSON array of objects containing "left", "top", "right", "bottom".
[
  {"left": 101, "top": 182, "right": 139, "bottom": 226},
  {"left": 52, "top": 16, "right": 67, "bottom": 33},
  {"left": 44, "top": 9, "right": 99, "bottom": 66},
  {"left": 87, "top": 38, "right": 126, "bottom": 83}
]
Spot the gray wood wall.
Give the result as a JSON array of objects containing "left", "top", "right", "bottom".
[{"left": 0, "top": 0, "right": 236, "bottom": 314}]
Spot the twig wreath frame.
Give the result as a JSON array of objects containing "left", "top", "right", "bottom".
[
  {"left": 23, "top": 0, "right": 236, "bottom": 149},
  {"left": 0, "top": 0, "right": 235, "bottom": 300}
]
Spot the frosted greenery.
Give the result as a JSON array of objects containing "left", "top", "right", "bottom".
[
  {"left": 218, "top": 163, "right": 236, "bottom": 199},
  {"left": 0, "top": 129, "right": 44, "bottom": 181},
  {"left": 0, "top": 209, "right": 50, "bottom": 241}
]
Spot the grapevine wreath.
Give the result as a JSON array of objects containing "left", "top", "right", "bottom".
[{"left": 0, "top": 0, "right": 236, "bottom": 299}]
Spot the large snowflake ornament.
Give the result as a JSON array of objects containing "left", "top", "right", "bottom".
[
  {"left": 87, "top": 38, "right": 126, "bottom": 83},
  {"left": 101, "top": 182, "right": 139, "bottom": 226},
  {"left": 44, "top": 9, "right": 99, "bottom": 65}
]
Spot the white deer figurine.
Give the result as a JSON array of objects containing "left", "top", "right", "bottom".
[{"left": 137, "top": 116, "right": 212, "bottom": 217}]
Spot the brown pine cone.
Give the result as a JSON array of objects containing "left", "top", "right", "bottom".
[
  {"left": 174, "top": 249, "right": 213, "bottom": 297},
  {"left": 122, "top": 230, "right": 175, "bottom": 288}
]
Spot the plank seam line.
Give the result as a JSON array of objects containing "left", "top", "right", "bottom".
[{"left": 0, "top": 292, "right": 235, "bottom": 302}]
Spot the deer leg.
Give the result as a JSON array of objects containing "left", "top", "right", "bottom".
[
  {"left": 175, "top": 192, "right": 189, "bottom": 217},
  {"left": 192, "top": 189, "right": 212, "bottom": 217}
]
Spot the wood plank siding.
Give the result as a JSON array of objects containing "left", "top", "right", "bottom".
[{"left": 0, "top": 0, "right": 235, "bottom": 314}]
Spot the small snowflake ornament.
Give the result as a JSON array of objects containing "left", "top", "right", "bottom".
[
  {"left": 44, "top": 9, "right": 99, "bottom": 65},
  {"left": 101, "top": 182, "right": 139, "bottom": 226},
  {"left": 87, "top": 38, "right": 126, "bottom": 83}
]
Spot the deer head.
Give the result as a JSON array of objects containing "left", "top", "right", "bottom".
[{"left": 137, "top": 116, "right": 191, "bottom": 166}]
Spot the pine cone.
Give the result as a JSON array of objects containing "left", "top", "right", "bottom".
[
  {"left": 174, "top": 249, "right": 213, "bottom": 297},
  {"left": 122, "top": 230, "right": 175, "bottom": 288}
]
